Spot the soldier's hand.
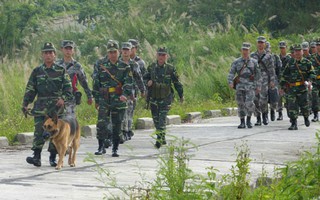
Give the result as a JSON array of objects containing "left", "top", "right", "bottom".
[
  {"left": 87, "top": 98, "right": 93, "bottom": 105},
  {"left": 140, "top": 92, "right": 146, "bottom": 98},
  {"left": 22, "top": 107, "right": 28, "bottom": 118},
  {"left": 270, "top": 82, "right": 275, "bottom": 88},
  {"left": 180, "top": 96, "right": 184, "bottom": 103},
  {"left": 147, "top": 80, "right": 153, "bottom": 87},
  {"left": 279, "top": 89, "right": 284, "bottom": 96},
  {"left": 229, "top": 83, "right": 234, "bottom": 89},
  {"left": 255, "top": 88, "right": 261, "bottom": 95},
  {"left": 119, "top": 95, "right": 127, "bottom": 102},
  {"left": 56, "top": 98, "right": 64, "bottom": 107},
  {"left": 95, "top": 103, "right": 99, "bottom": 110}
]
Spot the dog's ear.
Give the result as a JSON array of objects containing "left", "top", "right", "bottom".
[
  {"left": 52, "top": 114, "right": 58, "bottom": 125},
  {"left": 45, "top": 115, "right": 50, "bottom": 121}
]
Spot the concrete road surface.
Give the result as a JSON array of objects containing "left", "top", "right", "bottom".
[{"left": 0, "top": 116, "right": 319, "bottom": 200}]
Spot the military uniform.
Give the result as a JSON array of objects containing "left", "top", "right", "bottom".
[
  {"left": 22, "top": 42, "right": 73, "bottom": 167},
  {"left": 128, "top": 39, "right": 147, "bottom": 76},
  {"left": 144, "top": 47, "right": 183, "bottom": 148},
  {"left": 56, "top": 40, "right": 92, "bottom": 118},
  {"left": 120, "top": 42, "right": 145, "bottom": 141},
  {"left": 310, "top": 39, "right": 320, "bottom": 121},
  {"left": 250, "top": 36, "right": 275, "bottom": 125},
  {"left": 228, "top": 42, "right": 261, "bottom": 128},
  {"left": 302, "top": 42, "right": 312, "bottom": 61},
  {"left": 92, "top": 40, "right": 133, "bottom": 156},
  {"left": 280, "top": 44, "right": 315, "bottom": 130}
]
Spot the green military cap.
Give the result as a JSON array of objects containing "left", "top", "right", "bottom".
[
  {"left": 316, "top": 38, "right": 320, "bottom": 45},
  {"left": 257, "top": 36, "right": 266, "bottom": 43},
  {"left": 42, "top": 42, "right": 56, "bottom": 52},
  {"left": 301, "top": 41, "right": 309, "bottom": 50},
  {"left": 279, "top": 41, "right": 286, "bottom": 48},
  {"left": 241, "top": 42, "right": 251, "bottom": 50},
  {"left": 61, "top": 40, "right": 75, "bottom": 48},
  {"left": 121, "top": 42, "right": 132, "bottom": 50},
  {"left": 310, "top": 41, "right": 316, "bottom": 47},
  {"left": 106, "top": 40, "right": 119, "bottom": 52},
  {"left": 293, "top": 44, "right": 302, "bottom": 51},
  {"left": 128, "top": 39, "right": 139, "bottom": 48},
  {"left": 289, "top": 45, "right": 294, "bottom": 52},
  {"left": 157, "top": 47, "right": 168, "bottom": 54}
]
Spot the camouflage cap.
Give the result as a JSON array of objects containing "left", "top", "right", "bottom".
[
  {"left": 241, "top": 42, "right": 251, "bottom": 50},
  {"left": 128, "top": 39, "right": 139, "bottom": 48},
  {"left": 301, "top": 42, "right": 309, "bottom": 50},
  {"left": 42, "top": 42, "right": 56, "bottom": 52},
  {"left": 107, "top": 40, "right": 119, "bottom": 52},
  {"left": 310, "top": 42, "right": 316, "bottom": 47},
  {"left": 121, "top": 42, "right": 132, "bottom": 50},
  {"left": 157, "top": 47, "right": 168, "bottom": 54},
  {"left": 257, "top": 36, "right": 266, "bottom": 43},
  {"left": 278, "top": 41, "right": 286, "bottom": 48},
  {"left": 316, "top": 38, "right": 320, "bottom": 45},
  {"left": 289, "top": 45, "right": 294, "bottom": 52},
  {"left": 61, "top": 40, "right": 75, "bottom": 48},
  {"left": 293, "top": 44, "right": 302, "bottom": 51}
]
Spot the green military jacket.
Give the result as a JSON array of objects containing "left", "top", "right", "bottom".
[
  {"left": 92, "top": 57, "right": 133, "bottom": 109},
  {"left": 144, "top": 62, "right": 183, "bottom": 103},
  {"left": 311, "top": 53, "right": 320, "bottom": 85},
  {"left": 280, "top": 57, "right": 315, "bottom": 91},
  {"left": 22, "top": 63, "right": 73, "bottom": 116}
]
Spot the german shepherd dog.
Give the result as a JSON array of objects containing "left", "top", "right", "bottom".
[{"left": 43, "top": 115, "right": 80, "bottom": 170}]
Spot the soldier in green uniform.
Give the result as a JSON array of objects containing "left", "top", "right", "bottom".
[
  {"left": 310, "top": 42, "right": 317, "bottom": 55},
  {"left": 228, "top": 43, "right": 261, "bottom": 128},
  {"left": 280, "top": 44, "right": 315, "bottom": 130},
  {"left": 310, "top": 38, "right": 320, "bottom": 122},
  {"left": 144, "top": 47, "right": 184, "bottom": 148},
  {"left": 120, "top": 42, "right": 145, "bottom": 141},
  {"left": 92, "top": 40, "right": 133, "bottom": 157},
  {"left": 22, "top": 42, "right": 73, "bottom": 167},
  {"left": 278, "top": 41, "right": 292, "bottom": 120},
  {"left": 302, "top": 42, "right": 312, "bottom": 60}
]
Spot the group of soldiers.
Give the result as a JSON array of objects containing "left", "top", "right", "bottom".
[
  {"left": 228, "top": 36, "right": 320, "bottom": 130},
  {"left": 22, "top": 39, "right": 184, "bottom": 167}
]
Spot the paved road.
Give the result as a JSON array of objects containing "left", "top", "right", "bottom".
[{"left": 0, "top": 116, "right": 319, "bottom": 200}]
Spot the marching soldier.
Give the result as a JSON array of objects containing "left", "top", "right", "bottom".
[
  {"left": 144, "top": 47, "right": 184, "bottom": 148},
  {"left": 128, "top": 39, "right": 146, "bottom": 76},
  {"left": 228, "top": 42, "right": 261, "bottom": 128},
  {"left": 92, "top": 40, "right": 133, "bottom": 157},
  {"left": 22, "top": 42, "right": 73, "bottom": 167},
  {"left": 310, "top": 42, "right": 317, "bottom": 55},
  {"left": 302, "top": 42, "right": 312, "bottom": 60},
  {"left": 310, "top": 38, "right": 320, "bottom": 122},
  {"left": 280, "top": 44, "right": 315, "bottom": 130},
  {"left": 250, "top": 36, "right": 275, "bottom": 126}
]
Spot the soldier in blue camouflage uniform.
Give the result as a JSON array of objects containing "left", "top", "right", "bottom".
[
  {"left": 22, "top": 42, "right": 73, "bottom": 167},
  {"left": 250, "top": 36, "right": 276, "bottom": 126},
  {"left": 129, "top": 39, "right": 146, "bottom": 76},
  {"left": 92, "top": 40, "right": 133, "bottom": 157},
  {"left": 266, "top": 42, "right": 281, "bottom": 121},
  {"left": 228, "top": 43, "right": 261, "bottom": 128},
  {"left": 278, "top": 41, "right": 292, "bottom": 120},
  {"left": 144, "top": 47, "right": 184, "bottom": 148},
  {"left": 310, "top": 38, "right": 320, "bottom": 122},
  {"left": 57, "top": 40, "right": 93, "bottom": 118},
  {"left": 120, "top": 42, "right": 146, "bottom": 141},
  {"left": 280, "top": 44, "right": 315, "bottom": 130}
]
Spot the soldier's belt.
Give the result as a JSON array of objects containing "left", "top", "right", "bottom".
[
  {"left": 289, "top": 81, "right": 304, "bottom": 87},
  {"left": 108, "top": 87, "right": 116, "bottom": 93},
  {"left": 37, "top": 96, "right": 60, "bottom": 99},
  {"left": 316, "top": 75, "right": 320, "bottom": 79}
]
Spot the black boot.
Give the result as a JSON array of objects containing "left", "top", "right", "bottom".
[
  {"left": 270, "top": 110, "right": 275, "bottom": 121},
  {"left": 311, "top": 112, "right": 318, "bottom": 122},
  {"left": 112, "top": 142, "right": 119, "bottom": 157},
  {"left": 262, "top": 113, "right": 269, "bottom": 125},
  {"left": 288, "top": 119, "right": 298, "bottom": 130},
  {"left": 26, "top": 149, "right": 41, "bottom": 167},
  {"left": 104, "top": 139, "right": 112, "bottom": 149},
  {"left": 304, "top": 116, "right": 310, "bottom": 127},
  {"left": 49, "top": 152, "right": 57, "bottom": 167},
  {"left": 95, "top": 139, "right": 106, "bottom": 155},
  {"left": 126, "top": 131, "right": 131, "bottom": 140},
  {"left": 255, "top": 115, "right": 262, "bottom": 126},
  {"left": 161, "top": 132, "right": 167, "bottom": 145},
  {"left": 238, "top": 118, "right": 246, "bottom": 129},
  {"left": 277, "top": 112, "right": 283, "bottom": 121},
  {"left": 246, "top": 116, "right": 252, "bottom": 128},
  {"left": 155, "top": 134, "right": 162, "bottom": 149}
]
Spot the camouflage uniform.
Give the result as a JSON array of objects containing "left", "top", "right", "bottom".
[
  {"left": 120, "top": 56, "right": 145, "bottom": 140},
  {"left": 278, "top": 53, "right": 291, "bottom": 118},
  {"left": 56, "top": 44, "right": 92, "bottom": 118},
  {"left": 22, "top": 42, "right": 73, "bottom": 166},
  {"left": 144, "top": 48, "right": 183, "bottom": 148},
  {"left": 250, "top": 40, "right": 275, "bottom": 125},
  {"left": 280, "top": 44, "right": 315, "bottom": 130},
  {"left": 128, "top": 39, "right": 147, "bottom": 76},
  {"left": 310, "top": 51, "right": 320, "bottom": 121},
  {"left": 92, "top": 40, "right": 133, "bottom": 156}
]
